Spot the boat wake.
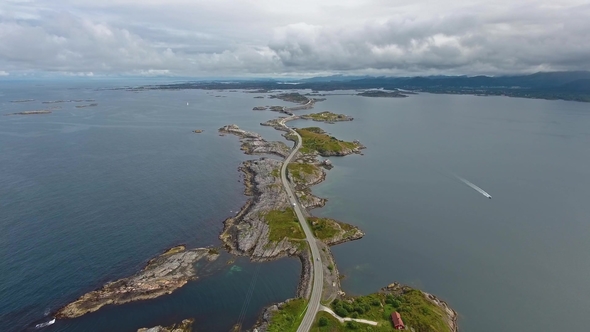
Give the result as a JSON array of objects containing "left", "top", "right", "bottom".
[
  {"left": 35, "top": 318, "right": 55, "bottom": 329},
  {"left": 454, "top": 175, "right": 492, "bottom": 199}
]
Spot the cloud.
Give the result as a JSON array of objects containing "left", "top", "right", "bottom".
[
  {"left": 0, "top": 70, "right": 9, "bottom": 76},
  {"left": 0, "top": 0, "right": 589, "bottom": 76}
]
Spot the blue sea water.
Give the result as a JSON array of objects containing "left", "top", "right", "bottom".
[
  {"left": 2, "top": 81, "right": 590, "bottom": 332},
  {"left": 0, "top": 80, "right": 299, "bottom": 332}
]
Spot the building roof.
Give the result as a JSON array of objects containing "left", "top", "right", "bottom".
[{"left": 391, "top": 311, "right": 404, "bottom": 327}]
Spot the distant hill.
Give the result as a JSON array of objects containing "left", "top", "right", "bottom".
[{"left": 147, "top": 71, "right": 590, "bottom": 102}]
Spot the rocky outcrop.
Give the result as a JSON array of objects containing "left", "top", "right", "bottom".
[
  {"left": 137, "top": 319, "right": 194, "bottom": 332},
  {"left": 423, "top": 292, "right": 458, "bottom": 332},
  {"left": 300, "top": 111, "right": 353, "bottom": 123},
  {"left": 56, "top": 246, "right": 219, "bottom": 319},
  {"left": 295, "top": 190, "right": 327, "bottom": 210},
  {"left": 5, "top": 110, "right": 52, "bottom": 116},
  {"left": 287, "top": 162, "right": 325, "bottom": 187},
  {"left": 220, "top": 159, "right": 300, "bottom": 261},
  {"left": 219, "top": 124, "right": 290, "bottom": 157},
  {"left": 253, "top": 106, "right": 268, "bottom": 110},
  {"left": 308, "top": 218, "right": 365, "bottom": 246}
]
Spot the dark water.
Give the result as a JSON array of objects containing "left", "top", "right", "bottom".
[
  {"left": 3, "top": 82, "right": 590, "bottom": 332},
  {"left": 291, "top": 93, "right": 590, "bottom": 331},
  {"left": 0, "top": 81, "right": 299, "bottom": 332}
]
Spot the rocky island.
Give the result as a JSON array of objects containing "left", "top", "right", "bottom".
[
  {"left": 269, "top": 92, "right": 310, "bottom": 104},
  {"left": 5, "top": 110, "right": 52, "bottom": 116},
  {"left": 55, "top": 246, "right": 219, "bottom": 319},
  {"left": 300, "top": 111, "right": 353, "bottom": 123},
  {"left": 358, "top": 90, "right": 408, "bottom": 98},
  {"left": 75, "top": 103, "right": 98, "bottom": 108}
]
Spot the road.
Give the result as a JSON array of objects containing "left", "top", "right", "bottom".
[
  {"left": 279, "top": 124, "right": 323, "bottom": 332},
  {"left": 319, "top": 305, "right": 378, "bottom": 326}
]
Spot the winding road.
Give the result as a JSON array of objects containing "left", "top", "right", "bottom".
[{"left": 279, "top": 124, "right": 323, "bottom": 332}]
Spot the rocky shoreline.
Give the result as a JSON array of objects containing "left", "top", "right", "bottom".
[
  {"left": 137, "top": 319, "right": 194, "bottom": 332},
  {"left": 383, "top": 282, "right": 458, "bottom": 332},
  {"left": 55, "top": 246, "right": 219, "bottom": 319}
]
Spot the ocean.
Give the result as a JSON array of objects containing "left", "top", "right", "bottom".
[{"left": 2, "top": 81, "right": 590, "bottom": 331}]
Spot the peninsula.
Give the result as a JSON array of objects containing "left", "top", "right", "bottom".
[{"left": 55, "top": 246, "right": 219, "bottom": 319}]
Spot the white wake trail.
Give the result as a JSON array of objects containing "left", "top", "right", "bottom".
[{"left": 455, "top": 175, "right": 492, "bottom": 199}]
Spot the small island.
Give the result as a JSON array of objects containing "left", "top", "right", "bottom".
[
  {"left": 301, "top": 111, "right": 353, "bottom": 123},
  {"left": 270, "top": 92, "right": 310, "bottom": 104},
  {"left": 193, "top": 129, "right": 203, "bottom": 133},
  {"left": 357, "top": 90, "right": 408, "bottom": 98},
  {"left": 5, "top": 110, "right": 52, "bottom": 116},
  {"left": 75, "top": 103, "right": 98, "bottom": 108},
  {"left": 10, "top": 99, "right": 35, "bottom": 103}
]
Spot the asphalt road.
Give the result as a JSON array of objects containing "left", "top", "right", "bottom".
[{"left": 279, "top": 125, "right": 323, "bottom": 332}]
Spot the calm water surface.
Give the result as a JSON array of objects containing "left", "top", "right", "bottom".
[
  {"left": 2, "top": 82, "right": 590, "bottom": 331},
  {"left": 293, "top": 93, "right": 590, "bottom": 331},
  {"left": 0, "top": 81, "right": 299, "bottom": 332}
]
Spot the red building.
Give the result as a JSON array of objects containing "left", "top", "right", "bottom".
[{"left": 391, "top": 311, "right": 405, "bottom": 330}]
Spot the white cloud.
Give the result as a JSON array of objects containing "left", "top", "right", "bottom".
[
  {"left": 0, "top": 0, "right": 589, "bottom": 76},
  {"left": 0, "top": 70, "right": 9, "bottom": 76}
]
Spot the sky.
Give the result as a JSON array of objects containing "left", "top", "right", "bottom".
[{"left": 0, "top": 0, "right": 589, "bottom": 77}]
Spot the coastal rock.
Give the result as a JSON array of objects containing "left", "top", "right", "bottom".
[
  {"left": 308, "top": 217, "right": 365, "bottom": 246},
  {"left": 219, "top": 124, "right": 290, "bottom": 157},
  {"left": 383, "top": 283, "right": 458, "bottom": 332},
  {"left": 56, "top": 246, "right": 219, "bottom": 319},
  {"left": 253, "top": 106, "right": 268, "bottom": 110},
  {"left": 5, "top": 110, "right": 52, "bottom": 116},
  {"left": 300, "top": 111, "right": 353, "bottom": 122},
  {"left": 193, "top": 129, "right": 203, "bottom": 133},
  {"left": 137, "top": 319, "right": 194, "bottom": 332},
  {"left": 220, "top": 159, "right": 299, "bottom": 260}
]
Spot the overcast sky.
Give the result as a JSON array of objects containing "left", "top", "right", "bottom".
[{"left": 1, "top": 0, "right": 589, "bottom": 77}]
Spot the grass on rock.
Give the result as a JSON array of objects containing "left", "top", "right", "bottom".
[
  {"left": 296, "top": 127, "right": 357, "bottom": 155},
  {"left": 267, "top": 298, "right": 308, "bottom": 332},
  {"left": 263, "top": 208, "right": 305, "bottom": 242}
]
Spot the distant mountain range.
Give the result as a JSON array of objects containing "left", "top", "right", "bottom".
[{"left": 147, "top": 71, "right": 590, "bottom": 102}]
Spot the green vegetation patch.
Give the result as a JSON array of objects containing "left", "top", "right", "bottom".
[
  {"left": 302, "top": 111, "right": 351, "bottom": 122},
  {"left": 288, "top": 163, "right": 320, "bottom": 183},
  {"left": 271, "top": 167, "right": 280, "bottom": 177},
  {"left": 324, "top": 289, "right": 452, "bottom": 332},
  {"left": 267, "top": 298, "right": 308, "bottom": 332},
  {"left": 296, "top": 127, "right": 357, "bottom": 155},
  {"left": 263, "top": 208, "right": 305, "bottom": 242},
  {"left": 307, "top": 217, "right": 341, "bottom": 240}
]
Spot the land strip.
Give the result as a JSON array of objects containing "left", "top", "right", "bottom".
[{"left": 55, "top": 246, "right": 219, "bottom": 319}]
